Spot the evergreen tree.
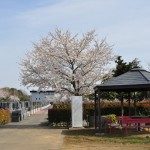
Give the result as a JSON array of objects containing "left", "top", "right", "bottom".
[{"left": 112, "top": 56, "right": 141, "bottom": 77}]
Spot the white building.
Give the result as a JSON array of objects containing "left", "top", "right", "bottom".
[{"left": 30, "top": 90, "right": 55, "bottom": 103}]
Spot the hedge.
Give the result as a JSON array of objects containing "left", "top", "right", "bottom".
[
  {"left": 0, "top": 109, "right": 11, "bottom": 125},
  {"left": 48, "top": 101, "right": 150, "bottom": 127},
  {"left": 48, "top": 109, "right": 71, "bottom": 127}
]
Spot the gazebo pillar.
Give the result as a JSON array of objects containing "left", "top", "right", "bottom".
[
  {"left": 128, "top": 92, "right": 131, "bottom": 116},
  {"left": 120, "top": 95, "right": 124, "bottom": 116},
  {"left": 94, "top": 91, "right": 97, "bottom": 129},
  {"left": 97, "top": 89, "right": 102, "bottom": 132},
  {"left": 133, "top": 92, "right": 137, "bottom": 116}
]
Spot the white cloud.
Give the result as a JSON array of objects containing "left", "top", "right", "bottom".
[{"left": 16, "top": 0, "right": 119, "bottom": 28}]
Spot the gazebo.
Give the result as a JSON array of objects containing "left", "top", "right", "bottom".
[{"left": 94, "top": 68, "right": 150, "bottom": 131}]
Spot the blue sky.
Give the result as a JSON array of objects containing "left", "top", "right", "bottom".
[{"left": 0, "top": 0, "right": 150, "bottom": 93}]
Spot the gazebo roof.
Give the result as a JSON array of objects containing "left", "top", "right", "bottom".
[{"left": 94, "top": 68, "right": 150, "bottom": 92}]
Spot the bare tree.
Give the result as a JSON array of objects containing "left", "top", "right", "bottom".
[{"left": 20, "top": 28, "right": 115, "bottom": 96}]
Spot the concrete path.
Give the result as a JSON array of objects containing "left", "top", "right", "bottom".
[
  {"left": 3, "top": 108, "right": 49, "bottom": 128},
  {"left": 0, "top": 108, "right": 64, "bottom": 150}
]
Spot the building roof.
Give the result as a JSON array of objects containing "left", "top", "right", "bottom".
[
  {"left": 30, "top": 90, "right": 55, "bottom": 93},
  {"left": 94, "top": 68, "right": 150, "bottom": 92}
]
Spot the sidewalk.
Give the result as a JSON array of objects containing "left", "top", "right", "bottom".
[
  {"left": 3, "top": 108, "right": 49, "bottom": 128},
  {"left": 0, "top": 108, "right": 64, "bottom": 150}
]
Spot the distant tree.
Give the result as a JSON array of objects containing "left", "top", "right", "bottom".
[
  {"left": 112, "top": 56, "right": 141, "bottom": 77},
  {"left": 0, "top": 88, "right": 9, "bottom": 100},
  {"left": 9, "top": 95, "right": 20, "bottom": 101},
  {"left": 20, "top": 28, "right": 115, "bottom": 96},
  {"left": 15, "top": 89, "right": 29, "bottom": 101},
  {"left": 0, "top": 88, "right": 29, "bottom": 101}
]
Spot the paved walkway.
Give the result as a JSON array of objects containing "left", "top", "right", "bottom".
[
  {"left": 3, "top": 108, "right": 49, "bottom": 128},
  {"left": 0, "top": 108, "right": 64, "bottom": 150}
]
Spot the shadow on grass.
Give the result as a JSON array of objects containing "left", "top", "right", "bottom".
[
  {"left": 62, "top": 128, "right": 150, "bottom": 144},
  {"left": 62, "top": 127, "right": 150, "bottom": 137},
  {"left": 62, "top": 128, "right": 97, "bottom": 136}
]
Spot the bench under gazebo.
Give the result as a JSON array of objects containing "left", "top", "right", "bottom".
[{"left": 94, "top": 68, "right": 150, "bottom": 133}]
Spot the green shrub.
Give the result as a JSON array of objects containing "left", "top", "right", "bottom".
[{"left": 107, "top": 114, "right": 118, "bottom": 123}]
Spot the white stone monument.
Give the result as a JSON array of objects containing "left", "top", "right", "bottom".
[{"left": 71, "top": 96, "right": 83, "bottom": 127}]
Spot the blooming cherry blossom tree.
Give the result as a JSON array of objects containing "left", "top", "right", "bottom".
[
  {"left": 0, "top": 89, "right": 9, "bottom": 99},
  {"left": 20, "top": 28, "right": 115, "bottom": 96}
]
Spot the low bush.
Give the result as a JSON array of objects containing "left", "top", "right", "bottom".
[{"left": 0, "top": 109, "right": 10, "bottom": 125}]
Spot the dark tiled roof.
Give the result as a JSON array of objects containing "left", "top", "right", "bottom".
[
  {"left": 94, "top": 68, "right": 150, "bottom": 92},
  {"left": 30, "top": 90, "right": 55, "bottom": 93}
]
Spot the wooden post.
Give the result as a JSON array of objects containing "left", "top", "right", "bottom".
[
  {"left": 121, "top": 95, "right": 124, "bottom": 117},
  {"left": 128, "top": 92, "right": 131, "bottom": 116},
  {"left": 98, "top": 90, "right": 101, "bottom": 132},
  {"left": 134, "top": 92, "right": 137, "bottom": 116},
  {"left": 94, "top": 91, "right": 97, "bottom": 129}
]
